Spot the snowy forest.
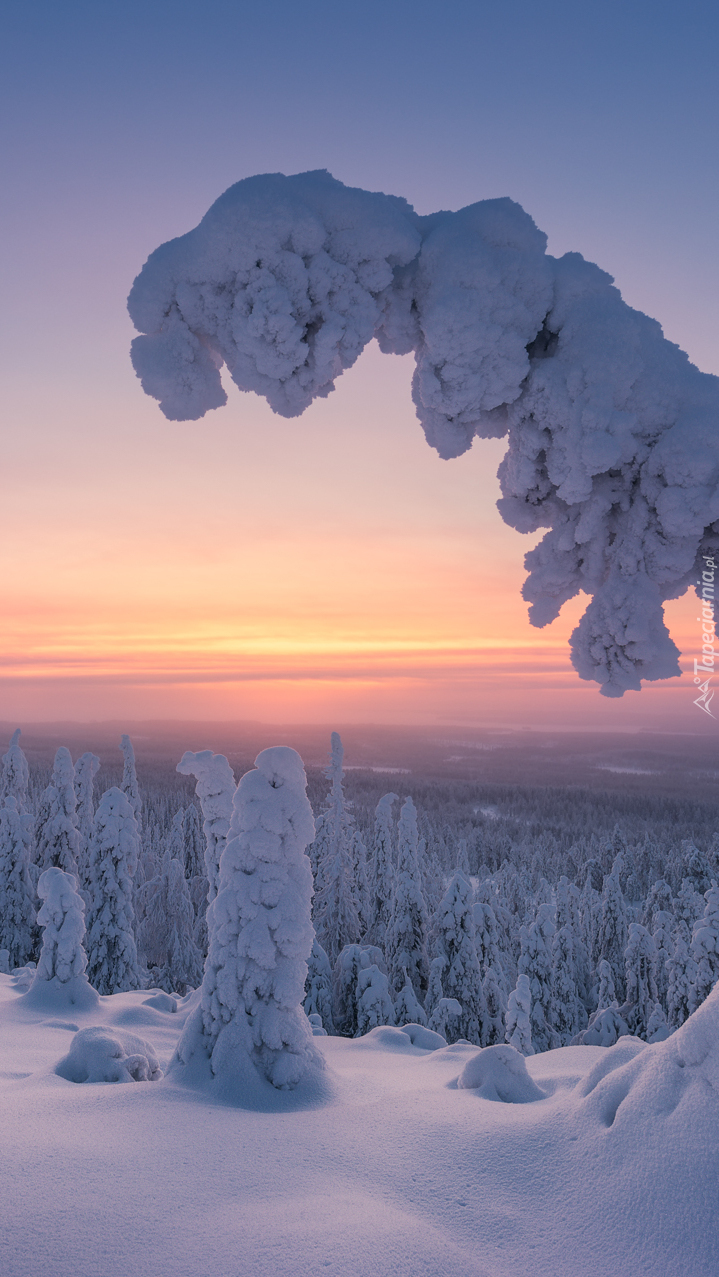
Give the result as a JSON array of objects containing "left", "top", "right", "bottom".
[{"left": 3, "top": 725, "right": 718, "bottom": 1057}]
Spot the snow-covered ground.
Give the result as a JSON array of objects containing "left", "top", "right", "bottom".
[{"left": 2, "top": 973, "right": 717, "bottom": 1277}]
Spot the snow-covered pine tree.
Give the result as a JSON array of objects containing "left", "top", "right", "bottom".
[
  {"left": 73, "top": 752, "right": 100, "bottom": 892},
  {"left": 427, "top": 996, "right": 462, "bottom": 1040},
  {"left": 85, "top": 787, "right": 141, "bottom": 995},
  {"left": 174, "top": 747, "right": 321, "bottom": 1091},
  {"left": 311, "top": 733, "right": 363, "bottom": 964},
  {"left": 666, "top": 929, "right": 698, "bottom": 1029},
  {"left": 641, "top": 877, "right": 673, "bottom": 929},
  {"left": 393, "top": 967, "right": 427, "bottom": 1027},
  {"left": 119, "top": 735, "right": 142, "bottom": 836},
  {"left": 597, "top": 858, "right": 628, "bottom": 1003},
  {"left": 675, "top": 877, "right": 705, "bottom": 932},
  {"left": 621, "top": 922, "right": 658, "bottom": 1039},
  {"left": 176, "top": 750, "right": 236, "bottom": 901},
  {"left": 1, "top": 730, "right": 30, "bottom": 811},
  {"left": 366, "top": 791, "right": 398, "bottom": 945},
  {"left": 689, "top": 882, "right": 719, "bottom": 1012},
  {"left": 0, "top": 797, "right": 35, "bottom": 967},
  {"left": 424, "top": 953, "right": 446, "bottom": 1021},
  {"left": 473, "top": 898, "right": 509, "bottom": 996},
  {"left": 431, "top": 871, "right": 486, "bottom": 1045},
  {"left": 304, "top": 938, "right": 335, "bottom": 1034},
  {"left": 505, "top": 973, "right": 534, "bottom": 1056},
  {"left": 332, "top": 943, "right": 386, "bottom": 1037},
  {"left": 482, "top": 965, "right": 505, "bottom": 1045},
  {"left": 517, "top": 902, "right": 555, "bottom": 1053},
  {"left": 651, "top": 909, "right": 674, "bottom": 1011},
  {"left": 182, "top": 802, "right": 205, "bottom": 880},
  {"left": 161, "top": 858, "right": 204, "bottom": 995},
  {"left": 35, "top": 747, "right": 80, "bottom": 879},
  {"left": 550, "top": 923, "right": 584, "bottom": 1045},
  {"left": 26, "top": 867, "right": 98, "bottom": 1009},
  {"left": 385, "top": 796, "right": 429, "bottom": 1000},
  {"left": 355, "top": 953, "right": 395, "bottom": 1035},
  {"left": 596, "top": 958, "right": 616, "bottom": 1009}
]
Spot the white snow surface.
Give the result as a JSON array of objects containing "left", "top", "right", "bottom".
[
  {"left": 1, "top": 973, "right": 717, "bottom": 1277},
  {"left": 129, "top": 170, "right": 719, "bottom": 697}
]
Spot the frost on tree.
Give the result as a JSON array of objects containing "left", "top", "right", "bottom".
[
  {"left": 0, "top": 797, "right": 35, "bottom": 968},
  {"left": 366, "top": 792, "right": 398, "bottom": 946},
  {"left": 176, "top": 749, "right": 236, "bottom": 901},
  {"left": 129, "top": 169, "right": 719, "bottom": 697},
  {"left": 174, "top": 747, "right": 323, "bottom": 1093},
  {"left": 25, "top": 867, "right": 98, "bottom": 1010},
  {"left": 85, "top": 787, "right": 142, "bottom": 995},
  {"left": 431, "top": 872, "right": 486, "bottom": 1045},
  {"left": 303, "top": 938, "right": 335, "bottom": 1035},
  {"left": 119, "top": 735, "right": 143, "bottom": 838},
  {"left": 1, "top": 730, "right": 30, "bottom": 812},
  {"left": 385, "top": 797, "right": 429, "bottom": 1000},
  {"left": 393, "top": 967, "right": 427, "bottom": 1028},
  {"left": 73, "top": 751, "right": 100, "bottom": 893},
  {"left": 35, "top": 747, "right": 81, "bottom": 880},
  {"left": 355, "top": 953, "right": 395, "bottom": 1036},
  {"left": 310, "top": 733, "right": 363, "bottom": 966},
  {"left": 505, "top": 973, "right": 534, "bottom": 1057}
]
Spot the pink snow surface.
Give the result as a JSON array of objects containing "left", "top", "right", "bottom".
[{"left": 1, "top": 973, "right": 717, "bottom": 1277}]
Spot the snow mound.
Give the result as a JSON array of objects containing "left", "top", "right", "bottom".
[
  {"left": 399, "top": 1023, "right": 447, "bottom": 1050},
  {"left": 142, "top": 992, "right": 178, "bottom": 1013},
  {"left": 55, "top": 1026, "right": 163, "bottom": 1084},
  {"left": 22, "top": 974, "right": 100, "bottom": 1012},
  {"left": 578, "top": 982, "right": 719, "bottom": 1128},
  {"left": 457, "top": 1044, "right": 547, "bottom": 1102}
]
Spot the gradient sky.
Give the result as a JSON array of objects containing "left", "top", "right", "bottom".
[{"left": 1, "top": 0, "right": 717, "bottom": 730}]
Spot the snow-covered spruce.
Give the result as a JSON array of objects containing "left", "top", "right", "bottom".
[
  {"left": 505, "top": 972, "right": 534, "bottom": 1057},
  {"left": 173, "top": 747, "right": 323, "bottom": 1092},
  {"left": 311, "top": 733, "right": 364, "bottom": 964},
  {"left": 355, "top": 953, "right": 395, "bottom": 1035},
  {"left": 366, "top": 792, "right": 398, "bottom": 945},
  {"left": 431, "top": 872, "right": 486, "bottom": 1045},
  {"left": 119, "top": 735, "right": 143, "bottom": 838},
  {"left": 73, "top": 751, "right": 100, "bottom": 892},
  {"left": 332, "top": 943, "right": 386, "bottom": 1037},
  {"left": 1, "top": 730, "right": 30, "bottom": 812},
  {"left": 689, "top": 882, "right": 719, "bottom": 1013},
  {"left": 0, "top": 797, "right": 36, "bottom": 968},
  {"left": 35, "top": 746, "right": 81, "bottom": 879},
  {"left": 129, "top": 169, "right": 719, "bottom": 698},
  {"left": 85, "top": 787, "right": 141, "bottom": 995},
  {"left": 620, "top": 923, "right": 658, "bottom": 1040},
  {"left": 176, "top": 749, "right": 235, "bottom": 902},
  {"left": 517, "top": 903, "right": 555, "bottom": 1053},
  {"left": 25, "top": 867, "right": 98, "bottom": 1009},
  {"left": 393, "top": 967, "right": 427, "bottom": 1027},
  {"left": 385, "top": 796, "right": 429, "bottom": 1000},
  {"left": 136, "top": 842, "right": 202, "bottom": 995},
  {"left": 303, "top": 938, "right": 335, "bottom": 1035}
]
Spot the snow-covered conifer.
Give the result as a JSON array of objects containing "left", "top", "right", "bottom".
[
  {"left": 182, "top": 802, "right": 205, "bottom": 881},
  {"left": 385, "top": 796, "right": 429, "bottom": 999},
  {"left": 393, "top": 967, "right": 427, "bottom": 1027},
  {"left": 517, "top": 903, "right": 554, "bottom": 1053},
  {"left": 427, "top": 997, "right": 462, "bottom": 1040},
  {"left": 355, "top": 953, "right": 395, "bottom": 1035},
  {"left": 621, "top": 923, "right": 658, "bottom": 1039},
  {"left": 645, "top": 1003, "right": 670, "bottom": 1043},
  {"left": 304, "top": 938, "right": 335, "bottom": 1034},
  {"left": 550, "top": 923, "right": 584, "bottom": 1045},
  {"left": 689, "top": 882, "right": 719, "bottom": 1012},
  {"left": 161, "top": 858, "right": 204, "bottom": 994},
  {"left": 651, "top": 909, "right": 674, "bottom": 1010},
  {"left": 332, "top": 943, "right": 386, "bottom": 1037},
  {"left": 0, "top": 798, "right": 35, "bottom": 967},
  {"left": 176, "top": 750, "right": 236, "bottom": 900},
  {"left": 85, "top": 787, "right": 141, "bottom": 994},
  {"left": 424, "top": 953, "right": 446, "bottom": 1021},
  {"left": 26, "top": 867, "right": 97, "bottom": 1008},
  {"left": 597, "top": 860, "right": 628, "bottom": 1002},
  {"left": 35, "top": 747, "right": 80, "bottom": 879},
  {"left": 505, "top": 973, "right": 534, "bottom": 1056},
  {"left": 675, "top": 877, "right": 705, "bottom": 931},
  {"left": 431, "top": 872, "right": 486, "bottom": 1045},
  {"left": 311, "top": 733, "right": 363, "bottom": 963},
  {"left": 366, "top": 791, "right": 398, "bottom": 944},
  {"left": 596, "top": 958, "right": 616, "bottom": 1009},
  {"left": 482, "top": 966, "right": 505, "bottom": 1046},
  {"left": 666, "top": 930, "right": 698, "bottom": 1029},
  {"left": 73, "top": 752, "right": 100, "bottom": 890},
  {"left": 119, "top": 735, "right": 142, "bottom": 835},
  {"left": 174, "top": 747, "right": 321, "bottom": 1091},
  {"left": 1, "top": 730, "right": 30, "bottom": 811},
  {"left": 641, "top": 877, "right": 673, "bottom": 928}
]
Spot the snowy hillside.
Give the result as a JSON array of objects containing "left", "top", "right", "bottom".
[{"left": 1, "top": 974, "right": 717, "bottom": 1277}]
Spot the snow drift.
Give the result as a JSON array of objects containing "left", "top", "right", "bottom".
[
  {"left": 129, "top": 170, "right": 719, "bottom": 696},
  {"left": 55, "top": 1026, "right": 163, "bottom": 1084}
]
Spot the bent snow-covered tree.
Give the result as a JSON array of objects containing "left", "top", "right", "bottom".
[
  {"left": 174, "top": 746, "right": 322, "bottom": 1091},
  {"left": 128, "top": 170, "right": 719, "bottom": 697}
]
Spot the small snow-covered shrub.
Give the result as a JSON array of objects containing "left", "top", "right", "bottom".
[
  {"left": 56, "top": 1027, "right": 163, "bottom": 1084},
  {"left": 457, "top": 1044, "right": 546, "bottom": 1103}
]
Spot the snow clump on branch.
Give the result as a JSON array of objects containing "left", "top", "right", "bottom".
[{"left": 129, "top": 170, "right": 719, "bottom": 697}]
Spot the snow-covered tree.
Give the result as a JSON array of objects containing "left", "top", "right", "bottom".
[
  {"left": 332, "top": 943, "right": 386, "bottom": 1037},
  {"left": 35, "top": 747, "right": 80, "bottom": 879},
  {"left": 596, "top": 958, "right": 616, "bottom": 1009},
  {"left": 517, "top": 903, "right": 555, "bottom": 1053},
  {"left": 73, "top": 751, "right": 100, "bottom": 891},
  {"left": 424, "top": 954, "right": 446, "bottom": 1021},
  {"left": 27, "top": 867, "right": 97, "bottom": 1008},
  {"left": 393, "top": 967, "right": 427, "bottom": 1027},
  {"left": 482, "top": 966, "right": 506, "bottom": 1046},
  {"left": 174, "top": 747, "right": 321, "bottom": 1091},
  {"left": 597, "top": 859, "right": 628, "bottom": 1002},
  {"left": 621, "top": 923, "right": 658, "bottom": 1039},
  {"left": 666, "top": 930, "right": 698, "bottom": 1029},
  {"left": 427, "top": 997, "right": 462, "bottom": 1040},
  {"left": 505, "top": 973, "right": 534, "bottom": 1056},
  {"left": 161, "top": 858, "right": 204, "bottom": 995},
  {"left": 651, "top": 908, "right": 674, "bottom": 1011},
  {"left": 0, "top": 797, "right": 35, "bottom": 967},
  {"left": 675, "top": 877, "right": 705, "bottom": 932},
  {"left": 1, "top": 729, "right": 30, "bottom": 812},
  {"left": 303, "top": 938, "right": 335, "bottom": 1035},
  {"left": 366, "top": 791, "right": 398, "bottom": 944},
  {"left": 119, "top": 735, "right": 142, "bottom": 835},
  {"left": 385, "top": 796, "right": 429, "bottom": 999},
  {"left": 689, "top": 882, "right": 719, "bottom": 1012},
  {"left": 311, "top": 733, "right": 363, "bottom": 964},
  {"left": 182, "top": 802, "right": 205, "bottom": 880},
  {"left": 176, "top": 750, "right": 236, "bottom": 901},
  {"left": 550, "top": 923, "right": 584, "bottom": 1045},
  {"left": 355, "top": 953, "right": 395, "bottom": 1035},
  {"left": 641, "top": 877, "right": 673, "bottom": 928},
  {"left": 431, "top": 872, "right": 486, "bottom": 1045},
  {"left": 85, "top": 787, "right": 141, "bottom": 995}
]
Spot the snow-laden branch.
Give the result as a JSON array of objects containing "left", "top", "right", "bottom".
[{"left": 128, "top": 170, "right": 719, "bottom": 696}]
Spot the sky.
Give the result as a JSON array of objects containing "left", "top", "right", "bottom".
[{"left": 1, "top": 0, "right": 718, "bottom": 731}]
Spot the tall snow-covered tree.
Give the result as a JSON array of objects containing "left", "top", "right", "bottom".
[
  {"left": 482, "top": 966, "right": 506, "bottom": 1045},
  {"left": 666, "top": 930, "right": 698, "bottom": 1029},
  {"left": 517, "top": 903, "right": 555, "bottom": 1053},
  {"left": 427, "top": 996, "right": 462, "bottom": 1040},
  {"left": 176, "top": 750, "right": 236, "bottom": 901},
  {"left": 303, "top": 938, "right": 335, "bottom": 1034},
  {"left": 550, "top": 923, "right": 584, "bottom": 1045},
  {"left": 431, "top": 872, "right": 486, "bottom": 1045},
  {"left": 73, "top": 752, "right": 100, "bottom": 891},
  {"left": 1, "top": 729, "right": 30, "bottom": 812},
  {"left": 35, "top": 747, "right": 80, "bottom": 879},
  {"left": 597, "top": 859, "right": 628, "bottom": 1002},
  {"left": 311, "top": 733, "right": 364, "bottom": 963},
  {"left": 85, "top": 787, "right": 141, "bottom": 995},
  {"left": 366, "top": 791, "right": 398, "bottom": 944},
  {"left": 596, "top": 958, "right": 617, "bottom": 1009},
  {"left": 119, "top": 735, "right": 142, "bottom": 835},
  {"left": 505, "top": 973, "right": 534, "bottom": 1056},
  {"left": 424, "top": 954, "right": 447, "bottom": 1021},
  {"left": 174, "top": 747, "right": 321, "bottom": 1091},
  {"left": 332, "top": 943, "right": 386, "bottom": 1037},
  {"left": 0, "top": 797, "right": 35, "bottom": 967},
  {"left": 182, "top": 802, "right": 205, "bottom": 880},
  {"left": 393, "top": 967, "right": 427, "bottom": 1027},
  {"left": 355, "top": 953, "right": 395, "bottom": 1035},
  {"left": 621, "top": 923, "right": 658, "bottom": 1039},
  {"left": 161, "top": 858, "right": 204, "bottom": 995},
  {"left": 689, "top": 882, "right": 719, "bottom": 1012},
  {"left": 651, "top": 909, "right": 674, "bottom": 1011},
  {"left": 385, "top": 797, "right": 429, "bottom": 1000},
  {"left": 26, "top": 867, "right": 97, "bottom": 1008}
]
